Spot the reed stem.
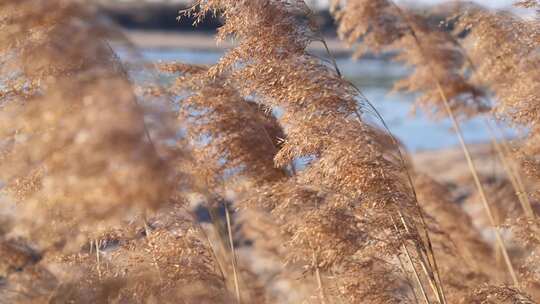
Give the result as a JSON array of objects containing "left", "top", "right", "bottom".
[
  {"left": 388, "top": 1, "right": 520, "bottom": 287},
  {"left": 391, "top": 216, "right": 432, "bottom": 304},
  {"left": 95, "top": 239, "right": 102, "bottom": 279},
  {"left": 318, "top": 26, "right": 446, "bottom": 302},
  {"left": 484, "top": 119, "right": 535, "bottom": 218},
  {"left": 225, "top": 204, "right": 242, "bottom": 304},
  {"left": 313, "top": 252, "right": 328, "bottom": 304},
  {"left": 438, "top": 84, "right": 520, "bottom": 287}
]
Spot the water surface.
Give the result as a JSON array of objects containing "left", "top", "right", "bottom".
[{"left": 143, "top": 48, "right": 511, "bottom": 152}]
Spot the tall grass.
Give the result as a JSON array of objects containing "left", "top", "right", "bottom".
[{"left": 0, "top": 0, "right": 539, "bottom": 303}]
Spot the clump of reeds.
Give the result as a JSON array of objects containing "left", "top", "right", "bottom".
[
  {"left": 332, "top": 0, "right": 540, "bottom": 297},
  {"left": 454, "top": 3, "right": 540, "bottom": 297},
  {"left": 181, "top": 1, "right": 461, "bottom": 303},
  {"left": 50, "top": 208, "right": 232, "bottom": 304},
  {"left": 0, "top": 0, "right": 178, "bottom": 251},
  {"left": 455, "top": 6, "right": 540, "bottom": 182},
  {"left": 1, "top": 0, "right": 540, "bottom": 303},
  {"left": 0, "top": 1, "right": 230, "bottom": 303},
  {"left": 331, "top": 0, "right": 489, "bottom": 119},
  {"left": 160, "top": 62, "right": 292, "bottom": 302}
]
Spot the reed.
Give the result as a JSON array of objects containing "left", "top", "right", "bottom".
[
  {"left": 1, "top": 0, "right": 539, "bottom": 303},
  {"left": 331, "top": 0, "right": 540, "bottom": 290}
]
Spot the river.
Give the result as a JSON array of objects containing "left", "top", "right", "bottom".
[{"left": 140, "top": 48, "right": 515, "bottom": 152}]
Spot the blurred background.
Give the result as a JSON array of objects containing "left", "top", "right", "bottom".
[{"left": 102, "top": 0, "right": 522, "bottom": 152}]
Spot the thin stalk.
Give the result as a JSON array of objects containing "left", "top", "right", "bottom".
[
  {"left": 181, "top": 205, "right": 227, "bottom": 281},
  {"left": 485, "top": 119, "right": 533, "bottom": 284},
  {"left": 397, "top": 212, "right": 443, "bottom": 304},
  {"left": 95, "top": 239, "right": 102, "bottom": 279},
  {"left": 319, "top": 39, "right": 342, "bottom": 78},
  {"left": 317, "top": 21, "right": 446, "bottom": 302},
  {"left": 355, "top": 81, "right": 447, "bottom": 303},
  {"left": 496, "top": 125, "right": 531, "bottom": 205},
  {"left": 443, "top": 24, "right": 535, "bottom": 219},
  {"left": 351, "top": 69, "right": 448, "bottom": 304},
  {"left": 485, "top": 119, "right": 535, "bottom": 218},
  {"left": 207, "top": 203, "right": 242, "bottom": 300},
  {"left": 46, "top": 283, "right": 62, "bottom": 303},
  {"left": 388, "top": 1, "right": 520, "bottom": 288},
  {"left": 313, "top": 252, "right": 327, "bottom": 304},
  {"left": 438, "top": 83, "right": 519, "bottom": 287},
  {"left": 224, "top": 204, "right": 242, "bottom": 304},
  {"left": 391, "top": 216, "right": 431, "bottom": 304},
  {"left": 397, "top": 253, "right": 421, "bottom": 304},
  {"left": 402, "top": 241, "right": 431, "bottom": 304}
]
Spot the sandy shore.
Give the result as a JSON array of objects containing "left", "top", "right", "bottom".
[
  {"left": 124, "top": 30, "right": 355, "bottom": 56},
  {"left": 413, "top": 143, "right": 504, "bottom": 183}
]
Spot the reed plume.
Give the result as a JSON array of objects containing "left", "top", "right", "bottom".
[
  {"left": 0, "top": 1, "right": 231, "bottom": 303},
  {"left": 414, "top": 174, "right": 499, "bottom": 301},
  {"left": 1, "top": 0, "right": 539, "bottom": 302},
  {"left": 330, "top": 0, "right": 540, "bottom": 291},
  {"left": 173, "top": 64, "right": 287, "bottom": 190},
  {"left": 47, "top": 208, "right": 231, "bottom": 304},
  {"left": 0, "top": 0, "right": 183, "bottom": 252},
  {"left": 331, "top": 0, "right": 489, "bottom": 119},
  {"left": 184, "top": 1, "right": 451, "bottom": 302},
  {"left": 161, "top": 62, "right": 292, "bottom": 302},
  {"left": 455, "top": 7, "right": 540, "bottom": 184},
  {"left": 451, "top": 6, "right": 540, "bottom": 298}
]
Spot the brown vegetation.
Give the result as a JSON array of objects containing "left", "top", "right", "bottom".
[{"left": 0, "top": 0, "right": 539, "bottom": 303}]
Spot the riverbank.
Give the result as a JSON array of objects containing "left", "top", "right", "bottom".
[
  {"left": 413, "top": 143, "right": 503, "bottom": 182},
  {"left": 124, "top": 30, "right": 355, "bottom": 56}
]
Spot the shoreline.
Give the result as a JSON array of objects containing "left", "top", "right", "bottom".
[
  {"left": 122, "top": 30, "right": 504, "bottom": 178},
  {"left": 123, "top": 30, "right": 356, "bottom": 57},
  {"left": 412, "top": 143, "right": 503, "bottom": 182}
]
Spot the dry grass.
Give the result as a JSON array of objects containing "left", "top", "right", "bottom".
[{"left": 0, "top": 0, "right": 539, "bottom": 303}]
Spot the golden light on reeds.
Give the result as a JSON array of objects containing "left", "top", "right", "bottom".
[{"left": 0, "top": 0, "right": 539, "bottom": 303}]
